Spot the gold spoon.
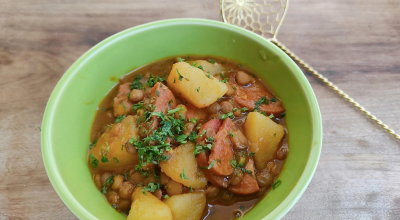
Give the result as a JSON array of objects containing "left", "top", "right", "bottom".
[{"left": 220, "top": 0, "right": 400, "bottom": 141}]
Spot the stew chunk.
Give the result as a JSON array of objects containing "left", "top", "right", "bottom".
[
  {"left": 164, "top": 192, "right": 206, "bottom": 220},
  {"left": 167, "top": 62, "right": 228, "bottom": 108},
  {"left": 243, "top": 112, "right": 284, "bottom": 170},
  {"left": 89, "top": 115, "right": 139, "bottom": 170},
  {"left": 160, "top": 142, "right": 208, "bottom": 189},
  {"left": 127, "top": 187, "right": 173, "bottom": 220}
]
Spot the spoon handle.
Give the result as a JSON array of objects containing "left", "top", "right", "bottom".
[{"left": 271, "top": 39, "right": 400, "bottom": 141}]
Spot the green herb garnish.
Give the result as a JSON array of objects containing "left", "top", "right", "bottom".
[
  {"left": 115, "top": 115, "right": 126, "bottom": 123},
  {"left": 101, "top": 175, "right": 114, "bottom": 194},
  {"left": 131, "top": 75, "right": 144, "bottom": 90},
  {"left": 254, "top": 96, "right": 269, "bottom": 111},
  {"left": 272, "top": 180, "right": 282, "bottom": 190},
  {"left": 207, "top": 160, "right": 215, "bottom": 169},
  {"left": 220, "top": 112, "right": 234, "bottom": 120},
  {"left": 180, "top": 168, "right": 190, "bottom": 180},
  {"left": 177, "top": 69, "right": 183, "bottom": 81},
  {"left": 89, "top": 140, "right": 98, "bottom": 149},
  {"left": 90, "top": 154, "right": 99, "bottom": 168}
]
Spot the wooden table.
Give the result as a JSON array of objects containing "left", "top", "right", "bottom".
[{"left": 1, "top": 0, "right": 399, "bottom": 219}]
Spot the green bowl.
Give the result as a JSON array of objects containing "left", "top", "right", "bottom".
[{"left": 41, "top": 18, "right": 322, "bottom": 220}]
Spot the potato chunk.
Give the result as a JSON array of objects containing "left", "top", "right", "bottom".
[
  {"left": 188, "top": 60, "right": 225, "bottom": 76},
  {"left": 89, "top": 115, "right": 139, "bottom": 170},
  {"left": 243, "top": 112, "right": 284, "bottom": 170},
  {"left": 164, "top": 193, "right": 206, "bottom": 220},
  {"left": 127, "top": 187, "right": 173, "bottom": 220},
  {"left": 167, "top": 62, "right": 228, "bottom": 108},
  {"left": 160, "top": 142, "right": 207, "bottom": 189}
]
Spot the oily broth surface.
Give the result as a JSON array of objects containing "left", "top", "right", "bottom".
[{"left": 88, "top": 55, "right": 288, "bottom": 219}]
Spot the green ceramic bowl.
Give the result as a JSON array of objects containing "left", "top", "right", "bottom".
[{"left": 41, "top": 18, "right": 322, "bottom": 220}]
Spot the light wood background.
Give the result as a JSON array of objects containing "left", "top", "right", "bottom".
[{"left": 1, "top": 0, "right": 399, "bottom": 219}]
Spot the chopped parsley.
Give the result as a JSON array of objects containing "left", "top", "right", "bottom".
[
  {"left": 101, "top": 175, "right": 114, "bottom": 194},
  {"left": 229, "top": 131, "right": 235, "bottom": 137},
  {"left": 270, "top": 97, "right": 277, "bottom": 102},
  {"left": 142, "top": 182, "right": 161, "bottom": 194},
  {"left": 38, "top": 127, "right": 41, "bottom": 131},
  {"left": 190, "top": 186, "right": 193, "bottom": 193},
  {"left": 220, "top": 112, "right": 234, "bottom": 120},
  {"left": 101, "top": 144, "right": 110, "bottom": 163},
  {"left": 207, "top": 160, "right": 215, "bottom": 169},
  {"left": 101, "top": 155, "right": 109, "bottom": 163},
  {"left": 280, "top": 112, "right": 286, "bottom": 117},
  {"left": 177, "top": 69, "right": 183, "bottom": 81},
  {"left": 220, "top": 78, "right": 228, "bottom": 83},
  {"left": 274, "top": 133, "right": 276, "bottom": 137},
  {"left": 189, "top": 118, "right": 198, "bottom": 124},
  {"left": 132, "top": 101, "right": 144, "bottom": 113},
  {"left": 249, "top": 152, "right": 255, "bottom": 157},
  {"left": 113, "top": 157, "right": 119, "bottom": 164},
  {"left": 146, "top": 74, "right": 166, "bottom": 88},
  {"left": 193, "top": 143, "right": 213, "bottom": 157},
  {"left": 269, "top": 113, "right": 274, "bottom": 119},
  {"left": 196, "top": 87, "right": 200, "bottom": 92},
  {"left": 230, "top": 159, "right": 252, "bottom": 174},
  {"left": 272, "top": 180, "right": 282, "bottom": 190},
  {"left": 175, "top": 134, "right": 188, "bottom": 143},
  {"left": 167, "top": 105, "right": 184, "bottom": 114},
  {"left": 89, "top": 140, "right": 98, "bottom": 149},
  {"left": 115, "top": 115, "right": 126, "bottom": 123},
  {"left": 208, "top": 59, "right": 215, "bottom": 64},
  {"left": 180, "top": 168, "right": 190, "bottom": 180},
  {"left": 131, "top": 75, "right": 144, "bottom": 90},
  {"left": 156, "top": 90, "right": 160, "bottom": 97},
  {"left": 205, "top": 136, "right": 214, "bottom": 143},
  {"left": 90, "top": 153, "right": 99, "bottom": 168},
  {"left": 130, "top": 107, "right": 192, "bottom": 174},
  {"left": 177, "top": 57, "right": 185, "bottom": 62},
  {"left": 240, "top": 205, "right": 245, "bottom": 211},
  {"left": 240, "top": 107, "right": 248, "bottom": 112},
  {"left": 191, "top": 62, "right": 197, "bottom": 67},
  {"left": 254, "top": 96, "right": 269, "bottom": 111},
  {"left": 164, "top": 195, "right": 170, "bottom": 199},
  {"left": 198, "top": 65, "right": 204, "bottom": 71}
]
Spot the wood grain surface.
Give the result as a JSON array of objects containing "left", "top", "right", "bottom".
[{"left": 1, "top": 0, "right": 399, "bottom": 219}]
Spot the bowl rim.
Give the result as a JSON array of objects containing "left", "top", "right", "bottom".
[{"left": 41, "top": 18, "right": 322, "bottom": 220}]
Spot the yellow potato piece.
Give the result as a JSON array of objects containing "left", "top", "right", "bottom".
[
  {"left": 164, "top": 193, "right": 206, "bottom": 220},
  {"left": 188, "top": 60, "right": 225, "bottom": 76},
  {"left": 167, "top": 62, "right": 228, "bottom": 108},
  {"left": 243, "top": 112, "right": 284, "bottom": 170},
  {"left": 89, "top": 115, "right": 139, "bottom": 170},
  {"left": 160, "top": 142, "right": 207, "bottom": 189},
  {"left": 127, "top": 187, "right": 173, "bottom": 220}
]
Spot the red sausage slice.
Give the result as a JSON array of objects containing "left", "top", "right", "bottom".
[
  {"left": 196, "top": 152, "right": 228, "bottom": 188},
  {"left": 233, "top": 83, "right": 285, "bottom": 116},
  {"left": 208, "top": 119, "right": 235, "bottom": 176},
  {"left": 150, "top": 82, "right": 177, "bottom": 129},
  {"left": 228, "top": 158, "right": 259, "bottom": 195},
  {"left": 196, "top": 119, "right": 221, "bottom": 145}
]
